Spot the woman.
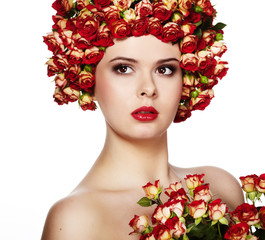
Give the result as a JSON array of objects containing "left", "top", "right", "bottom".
[{"left": 42, "top": 0, "right": 244, "bottom": 239}]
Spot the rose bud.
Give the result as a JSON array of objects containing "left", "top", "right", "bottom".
[
  {"left": 83, "top": 46, "right": 104, "bottom": 65},
  {"left": 230, "top": 203, "right": 260, "bottom": 226},
  {"left": 76, "top": 0, "right": 90, "bottom": 10},
  {"left": 240, "top": 174, "right": 259, "bottom": 193},
  {"left": 196, "top": 0, "right": 211, "bottom": 10},
  {"left": 180, "top": 53, "right": 198, "bottom": 72},
  {"left": 135, "top": 0, "right": 153, "bottom": 17},
  {"left": 209, "top": 41, "right": 227, "bottom": 57},
  {"left": 152, "top": 204, "right": 171, "bottom": 224},
  {"left": 201, "top": 30, "right": 215, "bottom": 46},
  {"left": 224, "top": 222, "right": 249, "bottom": 240},
  {"left": 129, "top": 215, "right": 149, "bottom": 235},
  {"left": 193, "top": 184, "right": 213, "bottom": 203},
  {"left": 142, "top": 180, "right": 161, "bottom": 200},
  {"left": 79, "top": 93, "right": 97, "bottom": 111},
  {"left": 174, "top": 104, "right": 192, "bottom": 123},
  {"left": 255, "top": 174, "right": 265, "bottom": 193},
  {"left": 183, "top": 73, "right": 201, "bottom": 87},
  {"left": 208, "top": 199, "right": 227, "bottom": 221},
  {"left": 190, "top": 89, "right": 214, "bottom": 111},
  {"left": 181, "top": 86, "right": 191, "bottom": 100},
  {"left": 259, "top": 206, "right": 265, "bottom": 229},
  {"left": 184, "top": 174, "right": 205, "bottom": 190},
  {"left": 165, "top": 181, "right": 183, "bottom": 197},
  {"left": 63, "top": 86, "right": 80, "bottom": 102},
  {"left": 171, "top": 12, "right": 182, "bottom": 24},
  {"left": 188, "top": 199, "right": 207, "bottom": 219},
  {"left": 152, "top": 225, "right": 171, "bottom": 240},
  {"left": 165, "top": 217, "right": 186, "bottom": 239},
  {"left": 214, "top": 60, "right": 228, "bottom": 80},
  {"left": 170, "top": 188, "right": 189, "bottom": 202},
  {"left": 180, "top": 35, "right": 198, "bottom": 53}
]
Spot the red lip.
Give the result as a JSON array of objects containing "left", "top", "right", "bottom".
[{"left": 131, "top": 106, "right": 159, "bottom": 121}]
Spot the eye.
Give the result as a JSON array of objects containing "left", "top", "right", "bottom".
[
  {"left": 113, "top": 64, "right": 133, "bottom": 74},
  {"left": 156, "top": 65, "right": 176, "bottom": 75}
]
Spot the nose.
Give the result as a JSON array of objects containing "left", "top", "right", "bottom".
[{"left": 137, "top": 72, "right": 157, "bottom": 98}]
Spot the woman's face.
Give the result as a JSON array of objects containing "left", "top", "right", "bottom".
[{"left": 94, "top": 35, "right": 182, "bottom": 140}]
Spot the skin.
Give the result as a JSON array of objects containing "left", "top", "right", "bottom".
[{"left": 41, "top": 35, "right": 244, "bottom": 240}]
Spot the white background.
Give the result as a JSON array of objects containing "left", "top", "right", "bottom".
[{"left": 0, "top": 0, "right": 264, "bottom": 239}]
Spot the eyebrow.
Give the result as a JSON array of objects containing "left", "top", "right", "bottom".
[{"left": 109, "top": 57, "right": 179, "bottom": 63}]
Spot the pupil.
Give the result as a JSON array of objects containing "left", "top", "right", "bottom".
[
  {"left": 120, "top": 66, "right": 127, "bottom": 73},
  {"left": 159, "top": 67, "right": 166, "bottom": 74}
]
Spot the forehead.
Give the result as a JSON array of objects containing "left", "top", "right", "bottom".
[{"left": 102, "top": 35, "right": 181, "bottom": 62}]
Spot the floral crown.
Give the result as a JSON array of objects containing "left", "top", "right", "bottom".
[{"left": 44, "top": 0, "right": 228, "bottom": 122}]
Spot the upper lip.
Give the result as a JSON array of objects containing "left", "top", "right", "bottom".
[{"left": 131, "top": 106, "right": 159, "bottom": 114}]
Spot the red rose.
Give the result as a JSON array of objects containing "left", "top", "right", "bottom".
[
  {"left": 110, "top": 19, "right": 131, "bottom": 38},
  {"left": 161, "top": 22, "right": 183, "bottom": 43},
  {"left": 152, "top": 225, "right": 171, "bottom": 240},
  {"left": 255, "top": 174, "right": 265, "bottom": 193},
  {"left": 181, "top": 23, "right": 197, "bottom": 36},
  {"left": 65, "top": 65, "right": 81, "bottom": 81},
  {"left": 140, "top": 234, "right": 156, "bottom": 240},
  {"left": 174, "top": 105, "right": 192, "bottom": 123},
  {"left": 230, "top": 203, "right": 260, "bottom": 226},
  {"left": 55, "top": 73, "right": 68, "bottom": 88},
  {"left": 66, "top": 48, "right": 84, "bottom": 65},
  {"left": 92, "top": 25, "right": 114, "bottom": 47},
  {"left": 202, "top": 30, "right": 215, "bottom": 47},
  {"left": 53, "top": 87, "right": 69, "bottom": 105},
  {"left": 76, "top": 0, "right": 90, "bottom": 10},
  {"left": 193, "top": 184, "right": 213, "bottom": 203},
  {"left": 239, "top": 174, "right": 259, "bottom": 193},
  {"left": 165, "top": 217, "right": 186, "bottom": 239},
  {"left": 79, "top": 93, "right": 97, "bottom": 111},
  {"left": 83, "top": 46, "right": 104, "bottom": 65},
  {"left": 94, "top": 0, "right": 111, "bottom": 10},
  {"left": 180, "top": 35, "right": 198, "bottom": 53},
  {"left": 208, "top": 199, "right": 227, "bottom": 221},
  {"left": 214, "top": 60, "right": 228, "bottom": 79},
  {"left": 188, "top": 199, "right": 207, "bottom": 219},
  {"left": 164, "top": 182, "right": 183, "bottom": 197},
  {"left": 73, "top": 33, "right": 92, "bottom": 50},
  {"left": 113, "top": 0, "right": 132, "bottom": 11},
  {"left": 182, "top": 73, "right": 200, "bottom": 87},
  {"left": 153, "top": 3, "right": 172, "bottom": 21},
  {"left": 224, "top": 222, "right": 249, "bottom": 240},
  {"left": 209, "top": 41, "right": 228, "bottom": 57},
  {"left": 43, "top": 32, "right": 64, "bottom": 54},
  {"left": 78, "top": 70, "right": 95, "bottom": 91},
  {"left": 63, "top": 86, "right": 80, "bottom": 102},
  {"left": 259, "top": 206, "right": 265, "bottom": 229},
  {"left": 185, "top": 174, "right": 205, "bottom": 190},
  {"left": 131, "top": 18, "right": 148, "bottom": 36},
  {"left": 190, "top": 89, "right": 214, "bottom": 110},
  {"left": 129, "top": 215, "right": 149, "bottom": 234},
  {"left": 102, "top": 6, "right": 120, "bottom": 24},
  {"left": 197, "top": 50, "right": 217, "bottom": 77},
  {"left": 147, "top": 17, "right": 162, "bottom": 36},
  {"left": 78, "top": 17, "right": 99, "bottom": 41},
  {"left": 53, "top": 54, "right": 69, "bottom": 70},
  {"left": 169, "top": 188, "right": 189, "bottom": 202},
  {"left": 135, "top": 0, "right": 153, "bottom": 17},
  {"left": 46, "top": 58, "right": 60, "bottom": 77},
  {"left": 180, "top": 53, "right": 198, "bottom": 72},
  {"left": 52, "top": 0, "right": 73, "bottom": 16}
]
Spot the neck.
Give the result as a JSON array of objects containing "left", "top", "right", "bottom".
[{"left": 87, "top": 124, "right": 172, "bottom": 191}]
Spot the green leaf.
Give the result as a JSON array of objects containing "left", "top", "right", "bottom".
[
  {"left": 183, "top": 234, "right": 189, "bottom": 240},
  {"left": 219, "top": 217, "right": 228, "bottom": 225},
  {"left": 137, "top": 197, "right": 153, "bottom": 207},
  {"left": 254, "top": 228, "right": 265, "bottom": 240},
  {"left": 193, "top": 28, "right": 202, "bottom": 39},
  {"left": 211, "top": 220, "right": 218, "bottom": 226},
  {"left": 195, "top": 217, "right": 202, "bottom": 226},
  {"left": 201, "top": 17, "right": 212, "bottom": 30},
  {"left": 211, "top": 22, "right": 227, "bottom": 31}
]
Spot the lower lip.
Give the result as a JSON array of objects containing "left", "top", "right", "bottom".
[{"left": 131, "top": 113, "right": 158, "bottom": 121}]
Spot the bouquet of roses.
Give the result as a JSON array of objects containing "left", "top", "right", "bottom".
[{"left": 129, "top": 174, "right": 265, "bottom": 240}]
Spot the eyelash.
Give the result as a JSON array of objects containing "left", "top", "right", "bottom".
[{"left": 112, "top": 64, "right": 177, "bottom": 76}]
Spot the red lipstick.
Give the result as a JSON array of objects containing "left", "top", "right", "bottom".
[{"left": 131, "top": 106, "right": 159, "bottom": 121}]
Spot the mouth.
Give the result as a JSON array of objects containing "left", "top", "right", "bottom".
[{"left": 131, "top": 106, "right": 159, "bottom": 121}]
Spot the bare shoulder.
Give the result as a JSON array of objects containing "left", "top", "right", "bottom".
[
  {"left": 195, "top": 166, "right": 245, "bottom": 210},
  {"left": 41, "top": 190, "right": 101, "bottom": 240}
]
